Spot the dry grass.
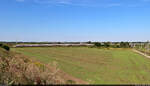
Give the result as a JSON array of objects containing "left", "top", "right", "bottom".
[{"left": 0, "top": 48, "right": 67, "bottom": 85}]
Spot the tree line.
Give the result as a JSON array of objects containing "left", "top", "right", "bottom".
[{"left": 93, "top": 42, "right": 131, "bottom": 48}]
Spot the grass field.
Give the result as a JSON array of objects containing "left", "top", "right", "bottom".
[{"left": 12, "top": 47, "right": 150, "bottom": 84}]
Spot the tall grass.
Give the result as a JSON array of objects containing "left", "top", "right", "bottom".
[{"left": 0, "top": 48, "right": 66, "bottom": 85}]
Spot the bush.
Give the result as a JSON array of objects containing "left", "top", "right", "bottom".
[
  {"left": 94, "top": 42, "right": 101, "bottom": 47},
  {"left": 120, "top": 42, "right": 130, "bottom": 48},
  {"left": 66, "top": 80, "right": 76, "bottom": 84},
  {"left": 0, "top": 44, "right": 10, "bottom": 51},
  {"left": 112, "top": 44, "right": 120, "bottom": 48},
  {"left": 104, "top": 42, "right": 110, "bottom": 48},
  {"left": 2, "top": 45, "right": 10, "bottom": 51},
  {"left": 87, "top": 41, "right": 92, "bottom": 44},
  {"left": 0, "top": 44, "right": 2, "bottom": 47},
  {"left": 0, "top": 54, "right": 66, "bottom": 85}
]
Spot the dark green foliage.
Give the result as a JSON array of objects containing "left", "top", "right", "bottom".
[
  {"left": 104, "top": 42, "right": 110, "bottom": 48},
  {"left": 120, "top": 42, "right": 125, "bottom": 48},
  {"left": 0, "top": 44, "right": 2, "bottom": 47},
  {"left": 94, "top": 42, "right": 101, "bottom": 47},
  {"left": 111, "top": 43, "right": 120, "bottom": 48},
  {"left": 116, "top": 45, "right": 120, "bottom": 48},
  {"left": 87, "top": 41, "right": 92, "bottom": 44},
  {"left": 2, "top": 45, "right": 10, "bottom": 51},
  {"left": 112, "top": 44, "right": 120, "bottom": 48},
  {"left": 58, "top": 42, "right": 61, "bottom": 44},
  {"left": 94, "top": 42, "right": 131, "bottom": 48},
  {"left": 120, "top": 42, "right": 130, "bottom": 48},
  {"left": 0, "top": 43, "right": 10, "bottom": 51}
]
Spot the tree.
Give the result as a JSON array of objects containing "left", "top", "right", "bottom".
[
  {"left": 0, "top": 43, "right": 3, "bottom": 47},
  {"left": 87, "top": 41, "right": 92, "bottom": 44},
  {"left": 2, "top": 45, "right": 10, "bottom": 51},
  {"left": 125, "top": 42, "right": 130, "bottom": 48},
  {"left": 120, "top": 42, "right": 124, "bottom": 48},
  {"left": 104, "top": 42, "right": 110, "bottom": 48},
  {"left": 112, "top": 43, "right": 120, "bottom": 48},
  {"left": 120, "top": 42, "right": 130, "bottom": 48},
  {"left": 94, "top": 42, "right": 101, "bottom": 47}
]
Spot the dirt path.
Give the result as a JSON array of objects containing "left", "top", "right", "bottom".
[{"left": 132, "top": 49, "right": 150, "bottom": 59}]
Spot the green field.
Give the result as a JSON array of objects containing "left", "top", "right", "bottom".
[{"left": 12, "top": 47, "right": 150, "bottom": 84}]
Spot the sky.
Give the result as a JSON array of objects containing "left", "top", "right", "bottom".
[{"left": 0, "top": 0, "right": 150, "bottom": 42}]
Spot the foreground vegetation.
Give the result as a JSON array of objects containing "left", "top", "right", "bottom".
[
  {"left": 13, "top": 47, "right": 150, "bottom": 84},
  {"left": 0, "top": 47, "right": 81, "bottom": 85},
  {"left": 0, "top": 43, "right": 10, "bottom": 51}
]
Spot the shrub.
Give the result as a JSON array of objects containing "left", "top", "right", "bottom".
[
  {"left": 120, "top": 42, "right": 130, "bottom": 48},
  {"left": 104, "top": 42, "right": 110, "bottom": 48},
  {"left": 87, "top": 41, "right": 92, "bottom": 44},
  {"left": 94, "top": 42, "right": 101, "bottom": 47},
  {"left": 66, "top": 80, "right": 76, "bottom": 84},
  {"left": 2, "top": 45, "right": 10, "bottom": 51},
  {"left": 0, "top": 54, "right": 66, "bottom": 85},
  {"left": 112, "top": 44, "right": 120, "bottom": 48},
  {"left": 0, "top": 44, "right": 3, "bottom": 47}
]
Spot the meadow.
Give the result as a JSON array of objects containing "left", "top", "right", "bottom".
[{"left": 12, "top": 47, "right": 150, "bottom": 84}]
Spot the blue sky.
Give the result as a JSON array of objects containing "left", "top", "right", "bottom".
[{"left": 0, "top": 0, "right": 150, "bottom": 42}]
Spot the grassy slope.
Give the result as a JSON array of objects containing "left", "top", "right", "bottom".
[
  {"left": 12, "top": 47, "right": 150, "bottom": 84},
  {"left": 1, "top": 48, "right": 80, "bottom": 84}
]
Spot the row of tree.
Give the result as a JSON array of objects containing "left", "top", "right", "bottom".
[{"left": 94, "top": 42, "right": 130, "bottom": 48}]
